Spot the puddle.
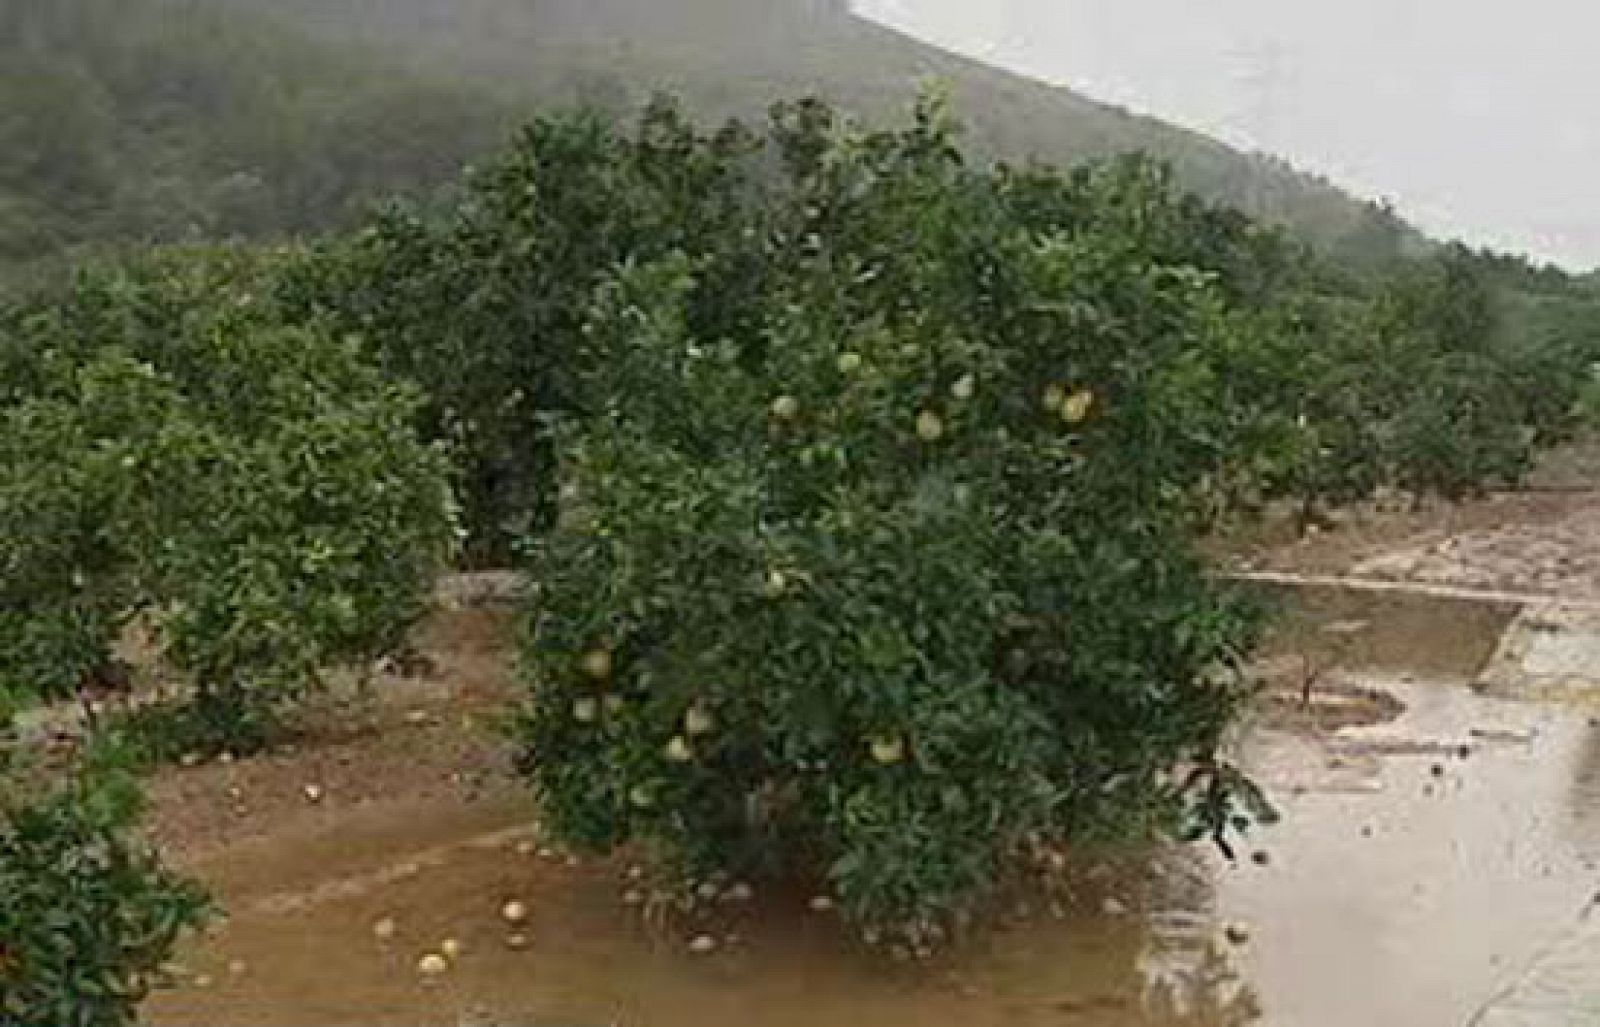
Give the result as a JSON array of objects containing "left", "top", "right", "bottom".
[{"left": 142, "top": 584, "right": 1600, "bottom": 1027}]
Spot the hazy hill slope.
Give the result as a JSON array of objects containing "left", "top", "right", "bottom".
[
  {"left": 199, "top": 0, "right": 1423, "bottom": 263},
  {"left": 0, "top": 0, "right": 1422, "bottom": 291},
  {"left": 0, "top": 0, "right": 513, "bottom": 288}
]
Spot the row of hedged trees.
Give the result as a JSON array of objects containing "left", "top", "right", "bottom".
[
  {"left": 3, "top": 93, "right": 1596, "bottom": 1017},
  {"left": 0, "top": 253, "right": 457, "bottom": 1023}
]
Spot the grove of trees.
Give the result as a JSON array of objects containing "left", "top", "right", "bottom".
[{"left": 2, "top": 92, "right": 1598, "bottom": 1019}]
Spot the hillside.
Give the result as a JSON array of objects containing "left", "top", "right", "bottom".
[
  {"left": 206, "top": 0, "right": 1425, "bottom": 264},
  {"left": 0, "top": 0, "right": 515, "bottom": 289},
  {"left": 2, "top": 0, "right": 1425, "bottom": 287}
]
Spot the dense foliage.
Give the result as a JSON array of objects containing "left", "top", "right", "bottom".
[
  {"left": 0, "top": 251, "right": 458, "bottom": 750},
  {"left": 0, "top": 734, "right": 210, "bottom": 1027},
  {"left": 496, "top": 97, "right": 1288, "bottom": 937}
]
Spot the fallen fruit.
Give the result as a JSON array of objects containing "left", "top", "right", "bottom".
[
  {"left": 501, "top": 900, "right": 529, "bottom": 925},
  {"left": 372, "top": 917, "right": 398, "bottom": 941},
  {"left": 417, "top": 953, "right": 448, "bottom": 977},
  {"left": 808, "top": 895, "right": 835, "bottom": 913},
  {"left": 302, "top": 784, "right": 324, "bottom": 803},
  {"left": 688, "top": 934, "right": 718, "bottom": 955},
  {"left": 504, "top": 933, "right": 530, "bottom": 951},
  {"left": 572, "top": 697, "right": 599, "bottom": 723},
  {"left": 440, "top": 938, "right": 463, "bottom": 960}
]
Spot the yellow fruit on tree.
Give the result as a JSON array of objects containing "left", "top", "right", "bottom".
[
  {"left": 869, "top": 735, "right": 906, "bottom": 765},
  {"left": 837, "top": 352, "right": 863, "bottom": 374},
  {"left": 684, "top": 704, "right": 715, "bottom": 736},
  {"left": 915, "top": 410, "right": 945, "bottom": 442},
  {"left": 950, "top": 373, "right": 976, "bottom": 401},
  {"left": 664, "top": 736, "right": 694, "bottom": 763},
  {"left": 1062, "top": 389, "right": 1095, "bottom": 425},
  {"left": 770, "top": 395, "right": 801, "bottom": 421},
  {"left": 580, "top": 649, "right": 612, "bottom": 680}
]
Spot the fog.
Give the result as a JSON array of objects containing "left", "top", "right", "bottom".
[{"left": 858, "top": 0, "right": 1600, "bottom": 269}]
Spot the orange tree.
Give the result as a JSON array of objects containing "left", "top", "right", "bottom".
[
  {"left": 0, "top": 250, "right": 458, "bottom": 751},
  {"left": 512, "top": 97, "right": 1275, "bottom": 942},
  {"left": 0, "top": 730, "right": 210, "bottom": 1027}
]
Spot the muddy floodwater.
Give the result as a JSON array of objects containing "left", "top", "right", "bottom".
[{"left": 144, "top": 508, "right": 1600, "bottom": 1027}]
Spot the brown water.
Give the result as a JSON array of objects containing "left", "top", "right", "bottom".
[{"left": 144, "top": 591, "right": 1600, "bottom": 1027}]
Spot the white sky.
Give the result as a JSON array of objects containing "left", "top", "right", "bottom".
[{"left": 855, "top": 0, "right": 1600, "bottom": 270}]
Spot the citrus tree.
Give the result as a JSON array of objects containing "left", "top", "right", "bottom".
[
  {"left": 513, "top": 97, "right": 1274, "bottom": 941},
  {"left": 279, "top": 96, "right": 759, "bottom": 561},
  {"left": 1, "top": 725, "right": 210, "bottom": 1027},
  {"left": 0, "top": 250, "right": 458, "bottom": 750}
]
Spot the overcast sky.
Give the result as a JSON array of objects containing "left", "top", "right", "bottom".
[{"left": 856, "top": 0, "right": 1599, "bottom": 270}]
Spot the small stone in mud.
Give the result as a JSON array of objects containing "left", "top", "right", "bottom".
[
  {"left": 1101, "top": 896, "right": 1128, "bottom": 916},
  {"left": 218, "top": 751, "right": 235, "bottom": 765},
  {"left": 622, "top": 889, "right": 644, "bottom": 906},
  {"left": 180, "top": 752, "right": 202, "bottom": 768},
  {"left": 373, "top": 917, "right": 398, "bottom": 941},
  {"left": 722, "top": 881, "right": 754, "bottom": 903},
  {"left": 1250, "top": 850, "right": 1271, "bottom": 866},
  {"left": 228, "top": 959, "right": 248, "bottom": 977},
  {"left": 688, "top": 934, "right": 718, "bottom": 955},
  {"left": 302, "top": 783, "right": 325, "bottom": 803},
  {"left": 504, "top": 933, "right": 530, "bottom": 951},
  {"left": 404, "top": 709, "right": 431, "bottom": 726},
  {"left": 695, "top": 881, "right": 720, "bottom": 902},
  {"left": 1223, "top": 923, "right": 1251, "bottom": 946},
  {"left": 513, "top": 839, "right": 537, "bottom": 857},
  {"left": 537, "top": 847, "right": 557, "bottom": 860},
  {"left": 564, "top": 854, "right": 581, "bottom": 868},
  {"left": 627, "top": 864, "right": 646, "bottom": 882},
  {"left": 192, "top": 974, "right": 214, "bottom": 989},
  {"left": 808, "top": 895, "right": 835, "bottom": 913}
]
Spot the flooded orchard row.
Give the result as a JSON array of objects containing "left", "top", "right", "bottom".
[{"left": 145, "top": 577, "right": 1600, "bottom": 1026}]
